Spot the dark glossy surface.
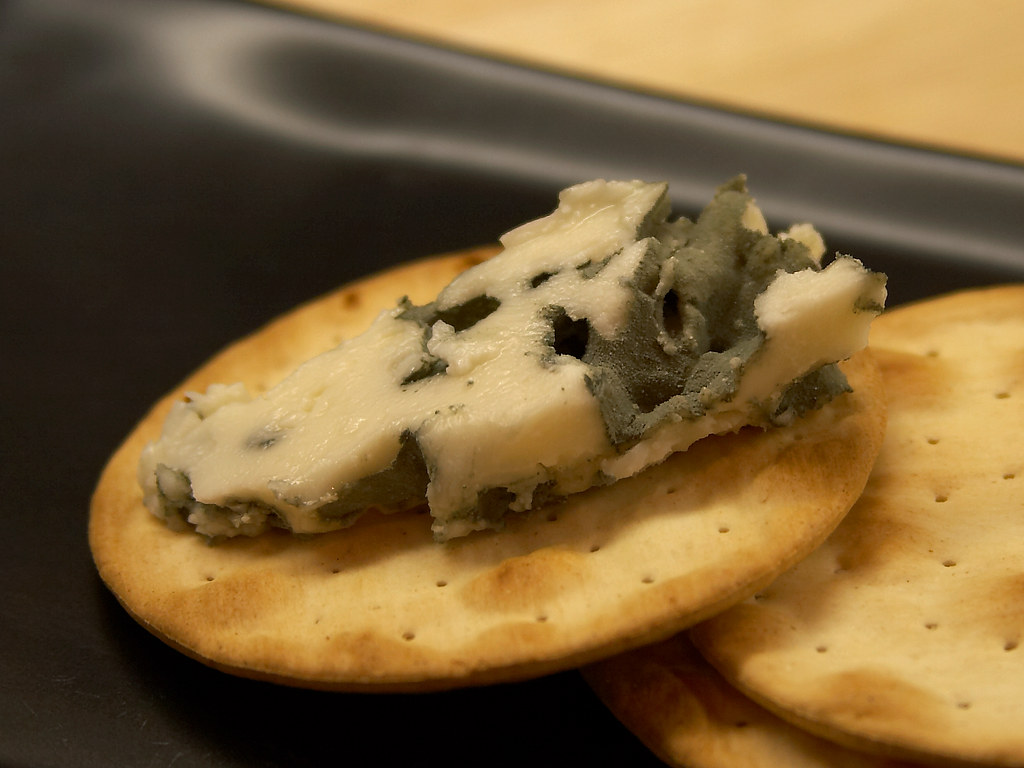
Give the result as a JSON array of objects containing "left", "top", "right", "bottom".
[{"left": 3, "top": 0, "right": 1023, "bottom": 766}]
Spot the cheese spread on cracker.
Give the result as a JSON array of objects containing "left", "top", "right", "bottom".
[{"left": 138, "top": 177, "right": 886, "bottom": 541}]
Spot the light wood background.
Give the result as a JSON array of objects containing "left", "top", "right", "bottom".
[{"left": 266, "top": 0, "right": 1024, "bottom": 165}]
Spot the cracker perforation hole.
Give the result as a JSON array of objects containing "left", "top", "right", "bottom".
[
  {"left": 402, "top": 631, "right": 416, "bottom": 642},
  {"left": 536, "top": 615, "right": 548, "bottom": 623},
  {"left": 1005, "top": 639, "right": 1019, "bottom": 652},
  {"left": 935, "top": 494, "right": 949, "bottom": 503},
  {"left": 925, "top": 622, "right": 939, "bottom": 630},
  {"left": 926, "top": 437, "right": 940, "bottom": 445},
  {"left": 815, "top": 645, "right": 828, "bottom": 653},
  {"left": 718, "top": 525, "right": 730, "bottom": 534},
  {"left": 1004, "top": 472, "right": 1017, "bottom": 480},
  {"left": 995, "top": 391, "right": 1011, "bottom": 399},
  {"left": 641, "top": 575, "right": 656, "bottom": 584},
  {"left": 942, "top": 559, "right": 957, "bottom": 568},
  {"left": 956, "top": 701, "right": 972, "bottom": 710},
  {"left": 589, "top": 544, "right": 601, "bottom": 553},
  {"left": 435, "top": 580, "right": 448, "bottom": 588},
  {"left": 204, "top": 575, "right": 215, "bottom": 582}
]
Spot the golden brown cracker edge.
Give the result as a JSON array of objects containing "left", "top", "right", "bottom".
[{"left": 582, "top": 633, "right": 923, "bottom": 768}]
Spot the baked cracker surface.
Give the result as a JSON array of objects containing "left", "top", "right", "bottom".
[{"left": 692, "top": 285, "right": 1024, "bottom": 766}]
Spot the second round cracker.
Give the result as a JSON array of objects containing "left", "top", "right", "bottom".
[
  {"left": 583, "top": 633, "right": 922, "bottom": 768},
  {"left": 693, "top": 285, "right": 1024, "bottom": 766},
  {"left": 90, "top": 249, "right": 886, "bottom": 692}
]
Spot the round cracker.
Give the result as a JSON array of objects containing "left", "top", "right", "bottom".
[
  {"left": 692, "top": 285, "right": 1024, "bottom": 765},
  {"left": 582, "top": 633, "right": 922, "bottom": 768},
  {"left": 90, "top": 248, "right": 886, "bottom": 692}
]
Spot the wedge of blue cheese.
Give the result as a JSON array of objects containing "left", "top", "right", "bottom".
[{"left": 139, "top": 177, "right": 886, "bottom": 541}]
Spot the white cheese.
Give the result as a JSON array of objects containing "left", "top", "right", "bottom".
[{"left": 139, "top": 177, "right": 886, "bottom": 541}]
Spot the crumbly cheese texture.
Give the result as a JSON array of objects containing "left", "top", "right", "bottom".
[{"left": 139, "top": 177, "right": 886, "bottom": 541}]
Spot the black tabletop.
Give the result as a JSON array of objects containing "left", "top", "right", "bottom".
[{"left": 3, "top": 0, "right": 1024, "bottom": 766}]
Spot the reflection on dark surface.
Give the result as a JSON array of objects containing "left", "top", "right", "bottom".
[
  {"left": 11, "top": 0, "right": 1024, "bottom": 281},
  {"left": 93, "top": 583, "right": 645, "bottom": 768},
  {"left": 3, "top": 0, "right": 1024, "bottom": 765}
]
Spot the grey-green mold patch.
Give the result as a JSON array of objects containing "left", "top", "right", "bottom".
[
  {"left": 557, "top": 177, "right": 848, "bottom": 445},
  {"left": 398, "top": 294, "right": 503, "bottom": 386},
  {"left": 316, "top": 431, "right": 430, "bottom": 523}
]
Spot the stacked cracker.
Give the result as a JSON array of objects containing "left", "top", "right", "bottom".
[{"left": 584, "top": 286, "right": 1024, "bottom": 767}]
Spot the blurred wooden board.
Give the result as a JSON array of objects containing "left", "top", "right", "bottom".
[{"left": 266, "top": 0, "right": 1024, "bottom": 164}]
